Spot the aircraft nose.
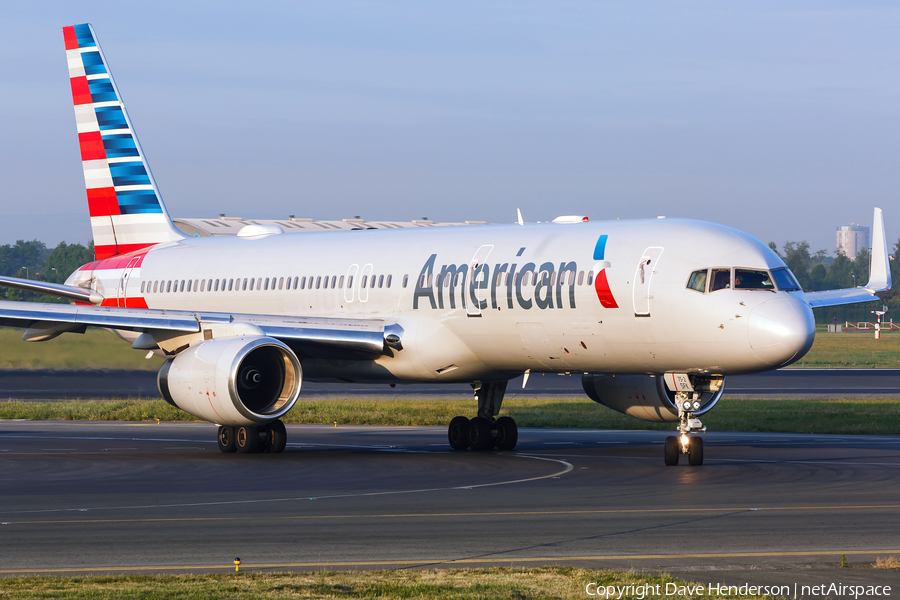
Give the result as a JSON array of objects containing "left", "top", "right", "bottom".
[{"left": 748, "top": 295, "right": 815, "bottom": 366}]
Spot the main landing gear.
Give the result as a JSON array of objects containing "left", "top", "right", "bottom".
[
  {"left": 447, "top": 381, "right": 518, "bottom": 452},
  {"left": 217, "top": 420, "right": 287, "bottom": 454},
  {"left": 664, "top": 392, "right": 704, "bottom": 466}
]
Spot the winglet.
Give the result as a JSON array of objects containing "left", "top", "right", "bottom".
[
  {"left": 865, "top": 207, "right": 891, "bottom": 292},
  {"left": 517, "top": 209, "right": 524, "bottom": 226}
]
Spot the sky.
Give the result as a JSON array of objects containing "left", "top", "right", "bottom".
[{"left": 1, "top": 1, "right": 898, "bottom": 254}]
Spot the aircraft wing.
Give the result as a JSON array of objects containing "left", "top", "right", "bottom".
[
  {"left": 0, "top": 300, "right": 389, "bottom": 358},
  {"left": 804, "top": 207, "right": 892, "bottom": 309}
]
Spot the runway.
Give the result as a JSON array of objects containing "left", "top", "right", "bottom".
[
  {"left": 0, "top": 420, "right": 898, "bottom": 592},
  {"left": 3, "top": 368, "right": 900, "bottom": 400}
]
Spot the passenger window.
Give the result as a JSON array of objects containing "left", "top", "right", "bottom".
[
  {"left": 316, "top": 276, "right": 321, "bottom": 289},
  {"left": 323, "top": 277, "right": 329, "bottom": 290},
  {"left": 386, "top": 274, "right": 392, "bottom": 288},
  {"left": 215, "top": 279, "right": 221, "bottom": 292},
  {"left": 710, "top": 269, "right": 731, "bottom": 291},
  {"left": 257, "top": 278, "right": 262, "bottom": 290},
  {"left": 264, "top": 278, "right": 269, "bottom": 290},
  {"left": 293, "top": 276, "right": 299, "bottom": 289},
  {"left": 425, "top": 274, "right": 432, "bottom": 287},
  {"left": 347, "top": 276, "right": 353, "bottom": 288},
  {"left": 200, "top": 280, "right": 205, "bottom": 292},
  {"left": 228, "top": 279, "right": 233, "bottom": 291},
  {"left": 339, "top": 275, "right": 345, "bottom": 288},
  {"left": 193, "top": 279, "right": 198, "bottom": 291},
  {"left": 141, "top": 281, "right": 146, "bottom": 293},
  {"left": 279, "top": 277, "right": 284, "bottom": 290},
  {"left": 242, "top": 278, "right": 247, "bottom": 291},
  {"left": 187, "top": 280, "right": 192, "bottom": 292},
  {"left": 402, "top": 274, "right": 408, "bottom": 288},
  {"left": 687, "top": 269, "right": 708, "bottom": 293},
  {"left": 364, "top": 275, "right": 370, "bottom": 288},
  {"left": 378, "top": 275, "right": 384, "bottom": 288},
  {"left": 300, "top": 277, "right": 305, "bottom": 290},
  {"left": 331, "top": 275, "right": 337, "bottom": 288},
  {"left": 734, "top": 269, "right": 774, "bottom": 290},
  {"left": 153, "top": 281, "right": 159, "bottom": 293},
  {"left": 587, "top": 271, "right": 594, "bottom": 286},
  {"left": 577, "top": 271, "right": 584, "bottom": 286}
]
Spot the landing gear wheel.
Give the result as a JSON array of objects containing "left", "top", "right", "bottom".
[
  {"left": 236, "top": 425, "right": 259, "bottom": 454},
  {"left": 448, "top": 416, "right": 470, "bottom": 450},
  {"left": 664, "top": 436, "right": 679, "bottom": 466},
  {"left": 264, "top": 420, "right": 287, "bottom": 454},
  {"left": 688, "top": 436, "right": 704, "bottom": 466},
  {"left": 468, "top": 416, "right": 494, "bottom": 452},
  {"left": 217, "top": 426, "right": 236, "bottom": 453},
  {"left": 495, "top": 416, "right": 518, "bottom": 451}
]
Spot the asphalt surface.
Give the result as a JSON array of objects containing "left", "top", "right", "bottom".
[
  {"left": 0, "top": 420, "right": 898, "bottom": 597},
  {"left": 2, "top": 368, "right": 900, "bottom": 400}
]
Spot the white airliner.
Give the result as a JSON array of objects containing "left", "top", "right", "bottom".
[{"left": 0, "top": 24, "right": 891, "bottom": 465}]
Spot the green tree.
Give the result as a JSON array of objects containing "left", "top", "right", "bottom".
[{"left": 44, "top": 241, "right": 95, "bottom": 284}]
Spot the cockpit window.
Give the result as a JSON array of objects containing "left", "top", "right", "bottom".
[
  {"left": 734, "top": 269, "right": 774, "bottom": 290},
  {"left": 686, "top": 269, "right": 707, "bottom": 293},
  {"left": 709, "top": 268, "right": 731, "bottom": 292},
  {"left": 771, "top": 267, "right": 801, "bottom": 291}
]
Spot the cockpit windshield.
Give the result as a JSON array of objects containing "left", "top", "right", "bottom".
[
  {"left": 686, "top": 267, "right": 796, "bottom": 294},
  {"left": 771, "top": 267, "right": 801, "bottom": 291}
]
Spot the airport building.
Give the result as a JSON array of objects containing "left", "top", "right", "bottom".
[{"left": 836, "top": 223, "right": 869, "bottom": 260}]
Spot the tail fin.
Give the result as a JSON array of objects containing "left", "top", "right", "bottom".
[{"left": 63, "top": 24, "right": 184, "bottom": 260}]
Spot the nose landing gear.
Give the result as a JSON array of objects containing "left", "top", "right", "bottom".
[{"left": 664, "top": 392, "right": 705, "bottom": 466}]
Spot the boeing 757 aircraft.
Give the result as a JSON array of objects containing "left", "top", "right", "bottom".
[{"left": 0, "top": 24, "right": 891, "bottom": 465}]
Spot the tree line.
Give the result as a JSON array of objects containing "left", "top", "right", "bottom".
[
  {"left": 769, "top": 239, "right": 900, "bottom": 324},
  {"left": 0, "top": 240, "right": 94, "bottom": 302},
  {"left": 0, "top": 237, "right": 897, "bottom": 323}
]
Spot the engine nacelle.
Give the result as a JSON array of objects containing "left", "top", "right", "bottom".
[
  {"left": 581, "top": 374, "right": 725, "bottom": 423},
  {"left": 158, "top": 336, "right": 302, "bottom": 426}
]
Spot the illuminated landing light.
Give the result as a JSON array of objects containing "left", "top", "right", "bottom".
[
  {"left": 552, "top": 215, "right": 589, "bottom": 223},
  {"left": 680, "top": 435, "right": 690, "bottom": 446}
]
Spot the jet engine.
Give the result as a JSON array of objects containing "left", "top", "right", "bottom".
[
  {"left": 581, "top": 374, "right": 724, "bottom": 423},
  {"left": 158, "top": 336, "right": 302, "bottom": 426}
]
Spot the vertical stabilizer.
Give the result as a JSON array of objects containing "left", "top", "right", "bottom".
[{"left": 63, "top": 24, "right": 183, "bottom": 260}]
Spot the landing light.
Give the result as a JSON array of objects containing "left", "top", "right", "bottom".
[{"left": 680, "top": 435, "right": 690, "bottom": 446}]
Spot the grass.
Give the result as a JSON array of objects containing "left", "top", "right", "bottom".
[
  {"left": 0, "top": 568, "right": 773, "bottom": 599},
  {"left": 0, "top": 328, "right": 163, "bottom": 370},
  {"left": 2, "top": 397, "right": 899, "bottom": 435},
  {"left": 873, "top": 556, "right": 900, "bottom": 569},
  {"left": 788, "top": 331, "right": 900, "bottom": 368},
  {"left": 3, "top": 327, "right": 900, "bottom": 371}
]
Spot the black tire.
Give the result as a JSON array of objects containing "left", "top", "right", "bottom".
[
  {"left": 495, "top": 416, "right": 518, "bottom": 451},
  {"left": 236, "top": 425, "right": 259, "bottom": 454},
  {"left": 468, "top": 416, "right": 494, "bottom": 452},
  {"left": 664, "top": 436, "right": 679, "bottom": 466},
  {"left": 217, "top": 426, "right": 236, "bottom": 453},
  {"left": 265, "top": 420, "right": 287, "bottom": 454},
  {"left": 688, "top": 436, "right": 704, "bottom": 466},
  {"left": 448, "top": 416, "right": 470, "bottom": 450}
]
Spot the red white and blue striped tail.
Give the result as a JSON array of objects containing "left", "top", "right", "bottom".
[{"left": 63, "top": 24, "right": 184, "bottom": 261}]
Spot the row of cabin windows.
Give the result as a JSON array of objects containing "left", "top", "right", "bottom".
[
  {"left": 141, "top": 274, "right": 396, "bottom": 294},
  {"left": 417, "top": 269, "right": 594, "bottom": 288},
  {"left": 141, "top": 269, "right": 605, "bottom": 296}
]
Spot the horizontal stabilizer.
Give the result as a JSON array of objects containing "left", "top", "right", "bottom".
[
  {"left": 804, "top": 207, "right": 892, "bottom": 309},
  {"left": 0, "top": 275, "right": 104, "bottom": 305}
]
